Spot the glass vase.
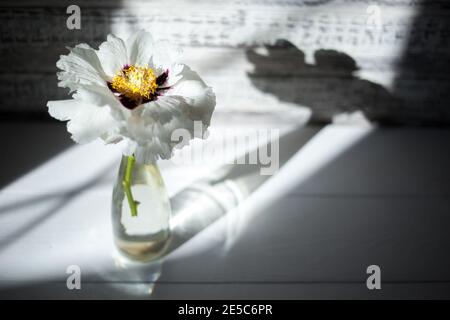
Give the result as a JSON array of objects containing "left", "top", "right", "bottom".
[{"left": 111, "top": 156, "right": 172, "bottom": 262}]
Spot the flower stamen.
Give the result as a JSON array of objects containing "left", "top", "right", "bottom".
[{"left": 111, "top": 65, "right": 158, "bottom": 102}]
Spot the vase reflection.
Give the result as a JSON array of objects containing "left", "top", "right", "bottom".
[
  {"left": 167, "top": 125, "right": 313, "bottom": 253},
  {"left": 110, "top": 250, "right": 162, "bottom": 296}
]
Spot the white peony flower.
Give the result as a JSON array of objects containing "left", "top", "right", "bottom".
[{"left": 47, "top": 30, "right": 216, "bottom": 163}]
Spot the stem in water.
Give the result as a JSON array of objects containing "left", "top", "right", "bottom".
[{"left": 122, "top": 155, "right": 139, "bottom": 217}]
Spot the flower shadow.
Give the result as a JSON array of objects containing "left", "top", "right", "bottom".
[{"left": 246, "top": 39, "right": 409, "bottom": 125}]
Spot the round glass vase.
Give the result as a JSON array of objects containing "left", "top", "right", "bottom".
[{"left": 111, "top": 156, "right": 172, "bottom": 262}]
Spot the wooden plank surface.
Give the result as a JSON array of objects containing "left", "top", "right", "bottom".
[{"left": 0, "top": 121, "right": 449, "bottom": 298}]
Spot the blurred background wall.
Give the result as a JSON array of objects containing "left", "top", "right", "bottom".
[{"left": 1, "top": 0, "right": 449, "bottom": 125}]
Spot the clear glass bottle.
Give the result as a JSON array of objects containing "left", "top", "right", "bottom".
[{"left": 112, "top": 156, "right": 171, "bottom": 262}]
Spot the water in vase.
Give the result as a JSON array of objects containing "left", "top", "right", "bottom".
[{"left": 112, "top": 156, "right": 172, "bottom": 262}]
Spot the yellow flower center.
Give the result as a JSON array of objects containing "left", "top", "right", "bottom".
[{"left": 111, "top": 65, "right": 157, "bottom": 101}]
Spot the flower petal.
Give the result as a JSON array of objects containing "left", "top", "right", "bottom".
[
  {"left": 57, "top": 44, "right": 106, "bottom": 91},
  {"left": 123, "top": 115, "right": 194, "bottom": 164},
  {"left": 47, "top": 100, "right": 118, "bottom": 144},
  {"left": 126, "top": 30, "right": 155, "bottom": 67},
  {"left": 169, "top": 66, "right": 216, "bottom": 125},
  {"left": 165, "top": 63, "right": 185, "bottom": 87},
  {"left": 121, "top": 66, "right": 216, "bottom": 163},
  {"left": 72, "top": 84, "right": 127, "bottom": 121},
  {"left": 141, "top": 95, "right": 185, "bottom": 124},
  {"left": 73, "top": 85, "right": 119, "bottom": 107},
  {"left": 97, "top": 34, "right": 128, "bottom": 78},
  {"left": 152, "top": 40, "right": 183, "bottom": 74},
  {"left": 47, "top": 99, "right": 83, "bottom": 121}
]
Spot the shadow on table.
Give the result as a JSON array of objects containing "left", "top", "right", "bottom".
[
  {"left": 166, "top": 125, "right": 322, "bottom": 255},
  {"left": 2, "top": 127, "right": 450, "bottom": 299},
  {"left": 246, "top": 39, "right": 410, "bottom": 126},
  {"left": 0, "top": 122, "right": 74, "bottom": 190},
  {"left": 151, "top": 127, "right": 450, "bottom": 299},
  {"left": 0, "top": 159, "right": 114, "bottom": 253},
  {"left": 0, "top": 125, "right": 322, "bottom": 299}
]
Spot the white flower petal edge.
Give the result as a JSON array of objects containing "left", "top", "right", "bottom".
[
  {"left": 56, "top": 44, "right": 107, "bottom": 92},
  {"left": 127, "top": 30, "right": 156, "bottom": 67},
  {"left": 48, "top": 100, "right": 118, "bottom": 144},
  {"left": 47, "top": 30, "right": 216, "bottom": 164},
  {"left": 168, "top": 66, "right": 216, "bottom": 126},
  {"left": 97, "top": 34, "right": 128, "bottom": 78}
]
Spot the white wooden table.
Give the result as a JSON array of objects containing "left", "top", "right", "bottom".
[{"left": 1, "top": 120, "right": 450, "bottom": 299}]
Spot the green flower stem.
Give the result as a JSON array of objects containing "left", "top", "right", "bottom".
[{"left": 122, "top": 155, "right": 139, "bottom": 217}]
